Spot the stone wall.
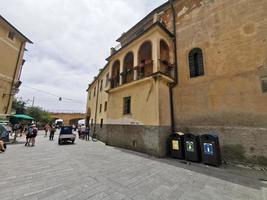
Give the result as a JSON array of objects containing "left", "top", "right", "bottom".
[
  {"left": 177, "top": 126, "right": 267, "bottom": 165},
  {"left": 96, "top": 125, "right": 171, "bottom": 157}
]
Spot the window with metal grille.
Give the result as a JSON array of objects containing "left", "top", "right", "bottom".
[
  {"left": 99, "top": 104, "right": 102, "bottom": 113},
  {"left": 188, "top": 48, "right": 204, "bottom": 78},
  {"left": 100, "top": 79, "right": 103, "bottom": 91},
  {"left": 104, "top": 101, "right": 107, "bottom": 112},
  {"left": 261, "top": 77, "right": 267, "bottom": 93},
  {"left": 100, "top": 119, "right": 103, "bottom": 128},
  {"left": 105, "top": 73, "right": 109, "bottom": 87},
  {"left": 123, "top": 96, "right": 131, "bottom": 114}
]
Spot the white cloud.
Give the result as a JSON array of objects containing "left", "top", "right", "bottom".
[{"left": 0, "top": 0, "right": 167, "bottom": 112}]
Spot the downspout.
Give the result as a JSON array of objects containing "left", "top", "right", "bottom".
[
  {"left": 93, "top": 79, "right": 100, "bottom": 137},
  {"left": 5, "top": 42, "right": 25, "bottom": 114},
  {"left": 169, "top": 0, "right": 178, "bottom": 132}
]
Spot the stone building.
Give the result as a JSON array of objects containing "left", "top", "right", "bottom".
[
  {"left": 0, "top": 15, "right": 32, "bottom": 116},
  {"left": 86, "top": 0, "right": 267, "bottom": 164}
]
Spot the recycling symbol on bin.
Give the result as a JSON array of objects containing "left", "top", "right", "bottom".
[
  {"left": 186, "top": 141, "right": 194, "bottom": 152},
  {"left": 204, "top": 143, "right": 214, "bottom": 155}
]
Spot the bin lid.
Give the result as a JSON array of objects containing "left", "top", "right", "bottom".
[{"left": 176, "top": 131, "right": 184, "bottom": 136}]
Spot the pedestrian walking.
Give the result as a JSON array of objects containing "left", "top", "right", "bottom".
[
  {"left": 30, "top": 125, "right": 38, "bottom": 147},
  {"left": 81, "top": 124, "right": 86, "bottom": 140},
  {"left": 78, "top": 125, "right": 81, "bottom": 138},
  {"left": 85, "top": 126, "right": 90, "bottom": 141},
  {"left": 49, "top": 126, "right": 56, "bottom": 141},
  {"left": 25, "top": 125, "right": 33, "bottom": 146},
  {"left": 44, "top": 124, "right": 50, "bottom": 137}
]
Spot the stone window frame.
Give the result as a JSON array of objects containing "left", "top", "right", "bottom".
[
  {"left": 123, "top": 96, "right": 131, "bottom": 115},
  {"left": 104, "top": 101, "right": 107, "bottom": 112},
  {"left": 100, "top": 119, "right": 103, "bottom": 128},
  {"left": 260, "top": 76, "right": 267, "bottom": 93},
  {"left": 100, "top": 79, "right": 103, "bottom": 91},
  {"left": 188, "top": 48, "right": 205, "bottom": 78},
  {"left": 99, "top": 104, "right": 102, "bottom": 113}
]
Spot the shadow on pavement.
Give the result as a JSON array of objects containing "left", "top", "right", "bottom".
[{"left": 114, "top": 146, "right": 267, "bottom": 190}]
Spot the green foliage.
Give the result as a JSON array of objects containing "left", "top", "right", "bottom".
[
  {"left": 26, "top": 106, "right": 51, "bottom": 124},
  {"left": 12, "top": 98, "right": 27, "bottom": 114},
  {"left": 12, "top": 98, "right": 51, "bottom": 125}
]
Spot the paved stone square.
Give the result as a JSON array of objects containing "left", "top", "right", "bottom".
[{"left": 0, "top": 131, "right": 266, "bottom": 200}]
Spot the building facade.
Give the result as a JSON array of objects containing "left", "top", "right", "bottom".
[
  {"left": 87, "top": 0, "right": 267, "bottom": 164},
  {"left": 0, "top": 15, "right": 32, "bottom": 117}
]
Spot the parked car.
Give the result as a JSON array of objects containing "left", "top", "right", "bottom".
[{"left": 58, "top": 126, "right": 76, "bottom": 145}]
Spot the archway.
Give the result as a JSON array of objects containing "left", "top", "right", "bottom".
[
  {"left": 111, "top": 60, "right": 120, "bottom": 88},
  {"left": 138, "top": 41, "right": 153, "bottom": 79},
  {"left": 123, "top": 52, "right": 134, "bottom": 84}
]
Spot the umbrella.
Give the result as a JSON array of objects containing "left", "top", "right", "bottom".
[{"left": 12, "top": 114, "right": 34, "bottom": 120}]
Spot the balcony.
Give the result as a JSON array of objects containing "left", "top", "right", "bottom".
[
  {"left": 134, "top": 60, "right": 154, "bottom": 80},
  {"left": 110, "top": 76, "right": 120, "bottom": 89},
  {"left": 107, "top": 22, "right": 175, "bottom": 90}
]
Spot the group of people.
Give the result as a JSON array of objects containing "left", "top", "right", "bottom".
[
  {"left": 25, "top": 124, "right": 38, "bottom": 147},
  {"left": 77, "top": 124, "right": 91, "bottom": 141},
  {"left": 44, "top": 124, "right": 56, "bottom": 141}
]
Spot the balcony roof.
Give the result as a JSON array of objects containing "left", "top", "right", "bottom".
[
  {"left": 116, "top": 1, "right": 170, "bottom": 43},
  {"left": 106, "top": 22, "right": 174, "bottom": 62},
  {"left": 0, "top": 15, "right": 33, "bottom": 44},
  {"left": 107, "top": 71, "right": 174, "bottom": 94}
]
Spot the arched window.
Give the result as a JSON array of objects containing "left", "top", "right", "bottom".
[
  {"left": 138, "top": 41, "right": 153, "bottom": 79},
  {"left": 123, "top": 52, "right": 134, "bottom": 84},
  {"left": 160, "top": 40, "right": 170, "bottom": 62},
  {"left": 160, "top": 40, "right": 171, "bottom": 75},
  {"left": 111, "top": 60, "right": 120, "bottom": 88},
  {"left": 188, "top": 48, "right": 204, "bottom": 78}
]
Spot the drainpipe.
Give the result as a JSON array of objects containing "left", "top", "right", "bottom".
[
  {"left": 93, "top": 79, "right": 100, "bottom": 137},
  {"left": 5, "top": 42, "right": 25, "bottom": 114},
  {"left": 169, "top": 0, "right": 178, "bottom": 133}
]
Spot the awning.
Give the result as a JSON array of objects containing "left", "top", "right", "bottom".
[{"left": 11, "top": 114, "right": 34, "bottom": 120}]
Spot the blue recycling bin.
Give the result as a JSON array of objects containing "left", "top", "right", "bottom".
[{"left": 200, "top": 134, "right": 222, "bottom": 166}]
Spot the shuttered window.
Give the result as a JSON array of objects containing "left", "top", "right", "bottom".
[
  {"left": 123, "top": 97, "right": 131, "bottom": 115},
  {"left": 189, "top": 48, "right": 204, "bottom": 78},
  {"left": 261, "top": 77, "right": 267, "bottom": 93}
]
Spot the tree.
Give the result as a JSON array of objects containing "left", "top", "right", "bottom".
[
  {"left": 26, "top": 106, "right": 51, "bottom": 125},
  {"left": 12, "top": 98, "right": 27, "bottom": 114}
]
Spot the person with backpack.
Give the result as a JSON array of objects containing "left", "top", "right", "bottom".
[
  {"left": 25, "top": 125, "right": 33, "bottom": 146},
  {"left": 49, "top": 125, "right": 56, "bottom": 141},
  {"left": 30, "top": 125, "right": 38, "bottom": 147}
]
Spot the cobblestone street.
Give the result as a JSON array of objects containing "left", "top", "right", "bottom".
[{"left": 0, "top": 131, "right": 266, "bottom": 200}]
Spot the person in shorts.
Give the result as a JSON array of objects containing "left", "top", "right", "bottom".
[
  {"left": 25, "top": 125, "right": 33, "bottom": 146},
  {"left": 49, "top": 125, "right": 56, "bottom": 141},
  {"left": 31, "top": 125, "right": 38, "bottom": 147}
]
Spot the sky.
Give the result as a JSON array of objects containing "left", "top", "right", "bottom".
[{"left": 1, "top": 0, "right": 166, "bottom": 113}]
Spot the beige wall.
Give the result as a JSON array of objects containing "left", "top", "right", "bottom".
[
  {"left": 87, "top": 67, "right": 109, "bottom": 125},
  {"left": 0, "top": 21, "right": 26, "bottom": 115},
  {"left": 87, "top": 26, "right": 174, "bottom": 127},
  {"left": 169, "top": 0, "right": 267, "bottom": 127},
  {"left": 107, "top": 77, "right": 158, "bottom": 126}
]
